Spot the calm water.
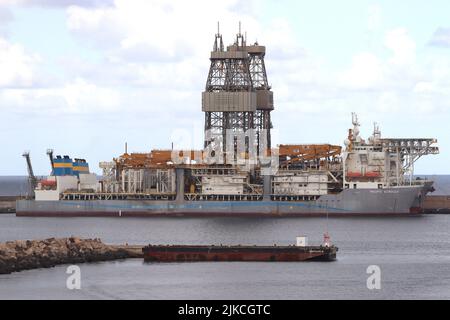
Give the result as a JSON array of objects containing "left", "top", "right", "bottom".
[{"left": 0, "top": 214, "right": 449, "bottom": 300}]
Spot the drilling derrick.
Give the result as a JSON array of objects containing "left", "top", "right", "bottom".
[
  {"left": 203, "top": 24, "right": 274, "bottom": 164},
  {"left": 248, "top": 42, "right": 273, "bottom": 153}
]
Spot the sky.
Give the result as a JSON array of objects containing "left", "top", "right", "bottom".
[{"left": 0, "top": 0, "right": 449, "bottom": 175}]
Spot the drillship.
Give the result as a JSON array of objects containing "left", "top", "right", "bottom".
[{"left": 16, "top": 27, "right": 439, "bottom": 217}]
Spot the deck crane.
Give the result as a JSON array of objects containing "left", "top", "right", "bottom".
[
  {"left": 46, "top": 148, "right": 54, "bottom": 174},
  {"left": 22, "top": 151, "right": 38, "bottom": 198}
]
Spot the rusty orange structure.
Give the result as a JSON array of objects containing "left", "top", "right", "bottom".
[
  {"left": 278, "top": 144, "right": 342, "bottom": 168},
  {"left": 114, "top": 150, "right": 205, "bottom": 169},
  {"left": 143, "top": 244, "right": 337, "bottom": 262}
]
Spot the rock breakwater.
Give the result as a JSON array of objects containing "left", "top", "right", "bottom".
[{"left": 0, "top": 237, "right": 135, "bottom": 274}]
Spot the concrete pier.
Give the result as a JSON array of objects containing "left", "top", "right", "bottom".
[
  {"left": 0, "top": 196, "right": 22, "bottom": 214},
  {"left": 423, "top": 195, "right": 450, "bottom": 213}
]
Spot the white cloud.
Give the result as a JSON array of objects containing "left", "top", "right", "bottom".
[
  {"left": 378, "top": 91, "right": 400, "bottom": 113},
  {"left": 66, "top": 0, "right": 261, "bottom": 61},
  {"left": 338, "top": 28, "right": 418, "bottom": 92},
  {"left": 429, "top": 27, "right": 450, "bottom": 47},
  {"left": 0, "top": 78, "right": 120, "bottom": 114},
  {"left": 4, "top": 2, "right": 448, "bottom": 122},
  {"left": 339, "top": 52, "right": 383, "bottom": 89},
  {"left": 0, "top": 6, "right": 13, "bottom": 25},
  {"left": 0, "top": 0, "right": 113, "bottom": 7},
  {"left": 367, "top": 4, "right": 382, "bottom": 32},
  {"left": 262, "top": 18, "right": 306, "bottom": 60},
  {"left": 59, "top": 78, "right": 120, "bottom": 112},
  {"left": 414, "top": 81, "right": 435, "bottom": 94},
  {"left": 61, "top": 0, "right": 270, "bottom": 100},
  {"left": 384, "top": 28, "right": 416, "bottom": 66},
  {"left": 0, "top": 37, "right": 40, "bottom": 87}
]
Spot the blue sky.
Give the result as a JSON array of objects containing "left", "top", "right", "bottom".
[{"left": 0, "top": 0, "right": 449, "bottom": 175}]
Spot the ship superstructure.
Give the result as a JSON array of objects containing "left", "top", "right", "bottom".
[
  {"left": 17, "top": 26, "right": 439, "bottom": 217},
  {"left": 343, "top": 113, "right": 438, "bottom": 190}
]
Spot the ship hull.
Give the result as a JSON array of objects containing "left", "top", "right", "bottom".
[
  {"left": 16, "top": 185, "right": 429, "bottom": 217},
  {"left": 143, "top": 245, "right": 338, "bottom": 262}
]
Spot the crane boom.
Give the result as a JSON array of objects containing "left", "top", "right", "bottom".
[
  {"left": 22, "top": 151, "right": 38, "bottom": 198},
  {"left": 46, "top": 148, "right": 54, "bottom": 174}
]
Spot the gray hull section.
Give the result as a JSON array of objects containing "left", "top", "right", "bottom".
[{"left": 16, "top": 186, "right": 427, "bottom": 217}]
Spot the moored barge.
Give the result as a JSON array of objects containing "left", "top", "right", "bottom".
[{"left": 142, "top": 236, "right": 338, "bottom": 262}]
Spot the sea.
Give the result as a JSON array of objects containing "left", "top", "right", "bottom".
[{"left": 0, "top": 176, "right": 449, "bottom": 300}]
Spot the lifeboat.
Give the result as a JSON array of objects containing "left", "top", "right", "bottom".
[
  {"left": 40, "top": 180, "right": 56, "bottom": 187},
  {"left": 365, "top": 171, "right": 382, "bottom": 178},
  {"left": 346, "top": 172, "right": 362, "bottom": 178}
]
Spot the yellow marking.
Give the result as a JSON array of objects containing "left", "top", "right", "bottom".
[
  {"left": 73, "top": 166, "right": 89, "bottom": 171},
  {"left": 53, "top": 163, "right": 73, "bottom": 168}
]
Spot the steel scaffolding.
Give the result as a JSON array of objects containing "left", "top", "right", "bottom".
[{"left": 203, "top": 24, "right": 273, "bottom": 162}]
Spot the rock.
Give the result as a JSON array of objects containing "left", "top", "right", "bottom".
[
  {"left": 0, "top": 237, "right": 134, "bottom": 274},
  {"left": 69, "top": 236, "right": 82, "bottom": 244}
]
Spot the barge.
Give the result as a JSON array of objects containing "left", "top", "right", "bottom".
[{"left": 142, "top": 236, "right": 338, "bottom": 262}]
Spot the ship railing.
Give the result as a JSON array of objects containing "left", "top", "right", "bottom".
[
  {"left": 184, "top": 193, "right": 263, "bottom": 201},
  {"left": 270, "top": 195, "right": 320, "bottom": 202},
  {"left": 61, "top": 192, "right": 176, "bottom": 201},
  {"left": 390, "top": 179, "right": 434, "bottom": 187}
]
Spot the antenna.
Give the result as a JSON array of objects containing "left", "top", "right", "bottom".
[
  {"left": 213, "top": 22, "right": 223, "bottom": 52},
  {"left": 236, "top": 21, "right": 244, "bottom": 47},
  {"left": 352, "top": 112, "right": 360, "bottom": 126}
]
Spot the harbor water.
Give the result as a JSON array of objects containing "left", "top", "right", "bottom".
[{"left": 0, "top": 214, "right": 449, "bottom": 299}]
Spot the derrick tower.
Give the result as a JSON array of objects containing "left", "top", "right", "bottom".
[{"left": 202, "top": 24, "right": 274, "bottom": 163}]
